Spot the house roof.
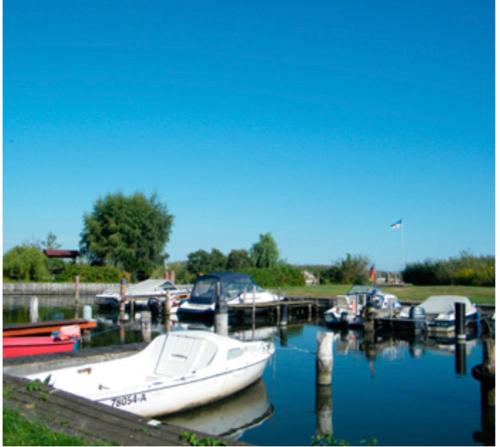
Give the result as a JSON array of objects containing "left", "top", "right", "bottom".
[{"left": 43, "top": 249, "right": 80, "bottom": 258}]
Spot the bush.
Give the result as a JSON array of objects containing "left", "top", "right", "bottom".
[
  {"left": 402, "top": 252, "right": 495, "bottom": 286},
  {"left": 3, "top": 246, "right": 51, "bottom": 281},
  {"left": 241, "top": 265, "right": 305, "bottom": 288},
  {"left": 321, "top": 254, "right": 370, "bottom": 284},
  {"left": 54, "top": 264, "right": 123, "bottom": 283}
]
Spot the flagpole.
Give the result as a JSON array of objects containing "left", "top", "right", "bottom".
[{"left": 401, "top": 221, "right": 406, "bottom": 270}]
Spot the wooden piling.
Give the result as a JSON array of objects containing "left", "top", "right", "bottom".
[
  {"left": 214, "top": 281, "right": 228, "bottom": 337},
  {"left": 141, "top": 311, "right": 152, "bottom": 343},
  {"left": 279, "top": 303, "right": 288, "bottom": 326},
  {"left": 74, "top": 275, "right": 80, "bottom": 306},
  {"left": 455, "top": 302, "right": 466, "bottom": 340},
  {"left": 455, "top": 341, "right": 466, "bottom": 375},
  {"left": 316, "top": 332, "right": 334, "bottom": 386},
  {"left": 119, "top": 278, "right": 127, "bottom": 322},
  {"left": 29, "top": 296, "right": 39, "bottom": 324}
]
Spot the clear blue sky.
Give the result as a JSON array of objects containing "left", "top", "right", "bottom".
[{"left": 4, "top": 0, "right": 494, "bottom": 270}]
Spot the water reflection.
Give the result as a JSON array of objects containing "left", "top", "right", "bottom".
[
  {"left": 3, "top": 295, "right": 492, "bottom": 446},
  {"left": 162, "top": 379, "right": 273, "bottom": 440}
]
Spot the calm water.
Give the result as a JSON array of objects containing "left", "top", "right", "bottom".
[{"left": 3, "top": 295, "right": 493, "bottom": 446}]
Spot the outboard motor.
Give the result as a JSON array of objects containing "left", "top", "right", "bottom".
[
  {"left": 409, "top": 305, "right": 427, "bottom": 334},
  {"left": 409, "top": 305, "right": 426, "bottom": 320}
]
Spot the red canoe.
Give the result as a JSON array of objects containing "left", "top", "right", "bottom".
[{"left": 3, "top": 336, "right": 78, "bottom": 358}]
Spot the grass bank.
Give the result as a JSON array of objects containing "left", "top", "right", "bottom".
[{"left": 280, "top": 284, "right": 496, "bottom": 305}]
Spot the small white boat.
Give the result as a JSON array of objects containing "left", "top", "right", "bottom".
[
  {"left": 398, "top": 295, "right": 479, "bottom": 333},
  {"left": 25, "top": 330, "right": 275, "bottom": 417},
  {"left": 324, "top": 286, "right": 401, "bottom": 327},
  {"left": 95, "top": 279, "right": 190, "bottom": 310}
]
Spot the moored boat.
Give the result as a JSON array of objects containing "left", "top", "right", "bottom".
[
  {"left": 24, "top": 330, "right": 275, "bottom": 417},
  {"left": 3, "top": 319, "right": 96, "bottom": 337},
  {"left": 3, "top": 335, "right": 79, "bottom": 358}
]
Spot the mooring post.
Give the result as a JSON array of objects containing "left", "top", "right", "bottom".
[
  {"left": 455, "top": 302, "right": 466, "bottom": 340},
  {"left": 316, "top": 332, "right": 334, "bottom": 385},
  {"left": 141, "top": 311, "right": 152, "bottom": 343},
  {"left": 279, "top": 303, "right": 288, "bottom": 326},
  {"left": 164, "top": 291, "right": 172, "bottom": 315},
  {"left": 74, "top": 275, "right": 80, "bottom": 306},
  {"left": 252, "top": 285, "right": 257, "bottom": 327},
  {"left": 279, "top": 325, "right": 288, "bottom": 347},
  {"left": 119, "top": 278, "right": 128, "bottom": 322},
  {"left": 83, "top": 304, "right": 92, "bottom": 321},
  {"left": 214, "top": 281, "right": 228, "bottom": 336},
  {"left": 316, "top": 381, "right": 333, "bottom": 437},
  {"left": 29, "top": 296, "right": 39, "bottom": 323}
]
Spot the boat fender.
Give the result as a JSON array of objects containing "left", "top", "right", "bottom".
[{"left": 78, "top": 367, "right": 92, "bottom": 374}]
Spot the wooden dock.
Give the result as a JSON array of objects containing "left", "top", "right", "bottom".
[{"left": 4, "top": 374, "right": 246, "bottom": 445}]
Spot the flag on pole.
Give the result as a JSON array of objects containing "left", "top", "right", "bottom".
[
  {"left": 369, "top": 265, "right": 376, "bottom": 284},
  {"left": 390, "top": 219, "right": 403, "bottom": 230}
]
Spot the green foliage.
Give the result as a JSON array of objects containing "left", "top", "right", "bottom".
[
  {"left": 40, "top": 232, "right": 61, "bottom": 250},
  {"left": 3, "top": 246, "right": 51, "bottom": 281},
  {"left": 226, "top": 249, "right": 253, "bottom": 270},
  {"left": 80, "top": 192, "right": 174, "bottom": 281},
  {"left": 179, "top": 431, "right": 227, "bottom": 446},
  {"left": 54, "top": 263, "right": 123, "bottom": 283},
  {"left": 403, "top": 252, "right": 495, "bottom": 286},
  {"left": 250, "top": 233, "right": 280, "bottom": 268},
  {"left": 242, "top": 265, "right": 305, "bottom": 288},
  {"left": 187, "top": 250, "right": 212, "bottom": 275},
  {"left": 322, "top": 254, "right": 370, "bottom": 284},
  {"left": 187, "top": 249, "right": 227, "bottom": 276},
  {"left": 150, "top": 261, "right": 196, "bottom": 284}
]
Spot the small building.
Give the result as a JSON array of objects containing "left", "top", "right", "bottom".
[{"left": 43, "top": 249, "right": 80, "bottom": 263}]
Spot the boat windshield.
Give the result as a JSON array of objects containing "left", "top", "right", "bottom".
[
  {"left": 222, "top": 278, "right": 257, "bottom": 299},
  {"left": 160, "top": 282, "right": 177, "bottom": 291},
  {"left": 190, "top": 278, "right": 217, "bottom": 304}
]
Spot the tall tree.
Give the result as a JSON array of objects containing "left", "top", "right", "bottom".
[
  {"left": 41, "top": 232, "right": 61, "bottom": 250},
  {"left": 80, "top": 192, "right": 174, "bottom": 281},
  {"left": 186, "top": 250, "right": 211, "bottom": 276},
  {"left": 226, "top": 249, "right": 252, "bottom": 270},
  {"left": 250, "top": 233, "right": 280, "bottom": 268}
]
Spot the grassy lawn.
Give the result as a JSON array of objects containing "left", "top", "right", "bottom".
[
  {"left": 280, "top": 284, "right": 496, "bottom": 305},
  {"left": 3, "top": 407, "right": 112, "bottom": 446}
]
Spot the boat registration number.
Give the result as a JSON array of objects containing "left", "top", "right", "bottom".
[{"left": 110, "top": 393, "right": 147, "bottom": 408}]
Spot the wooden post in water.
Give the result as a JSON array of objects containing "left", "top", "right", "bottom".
[
  {"left": 455, "top": 302, "right": 466, "bottom": 340},
  {"left": 141, "top": 311, "right": 152, "bottom": 343},
  {"left": 74, "top": 275, "right": 80, "bottom": 306},
  {"left": 279, "top": 325, "right": 288, "bottom": 347},
  {"left": 119, "top": 322, "right": 126, "bottom": 344},
  {"left": 316, "top": 332, "right": 334, "bottom": 385},
  {"left": 163, "top": 291, "right": 172, "bottom": 333},
  {"left": 119, "top": 278, "right": 128, "bottom": 322},
  {"left": 279, "top": 303, "right": 288, "bottom": 326},
  {"left": 29, "top": 296, "right": 39, "bottom": 323},
  {"left": 214, "top": 281, "right": 228, "bottom": 337}
]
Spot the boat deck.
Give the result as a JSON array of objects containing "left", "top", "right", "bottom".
[{"left": 4, "top": 373, "right": 248, "bottom": 446}]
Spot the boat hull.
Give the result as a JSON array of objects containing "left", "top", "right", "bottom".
[
  {"left": 3, "top": 336, "right": 77, "bottom": 358},
  {"left": 96, "top": 358, "right": 270, "bottom": 417}
]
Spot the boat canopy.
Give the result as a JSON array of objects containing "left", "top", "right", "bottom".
[
  {"left": 347, "top": 285, "right": 378, "bottom": 295},
  {"left": 420, "top": 295, "right": 476, "bottom": 315},
  {"left": 190, "top": 272, "right": 256, "bottom": 303}
]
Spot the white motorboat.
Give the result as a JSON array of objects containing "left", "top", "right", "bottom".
[
  {"left": 95, "top": 279, "right": 190, "bottom": 310},
  {"left": 398, "top": 295, "right": 479, "bottom": 333},
  {"left": 324, "top": 286, "right": 401, "bottom": 327},
  {"left": 25, "top": 330, "right": 275, "bottom": 417},
  {"left": 178, "top": 272, "right": 282, "bottom": 317}
]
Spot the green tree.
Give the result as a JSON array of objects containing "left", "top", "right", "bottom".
[
  {"left": 187, "top": 250, "right": 211, "bottom": 275},
  {"left": 250, "top": 233, "right": 280, "bottom": 268},
  {"left": 226, "top": 249, "right": 252, "bottom": 270},
  {"left": 80, "top": 192, "right": 174, "bottom": 281},
  {"left": 40, "top": 232, "right": 61, "bottom": 250},
  {"left": 209, "top": 248, "right": 226, "bottom": 272},
  {"left": 3, "top": 246, "right": 51, "bottom": 281}
]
